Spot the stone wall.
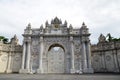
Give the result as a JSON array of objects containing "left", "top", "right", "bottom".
[
  {"left": 91, "top": 34, "right": 120, "bottom": 73},
  {"left": 0, "top": 35, "right": 22, "bottom": 73}
]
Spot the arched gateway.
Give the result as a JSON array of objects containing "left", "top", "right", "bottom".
[
  {"left": 19, "top": 17, "right": 93, "bottom": 74},
  {"left": 47, "top": 44, "right": 65, "bottom": 73}
]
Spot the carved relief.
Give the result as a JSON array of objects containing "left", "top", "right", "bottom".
[
  {"left": 14, "top": 55, "right": 21, "bottom": 61},
  {"left": 1, "top": 55, "right": 8, "bottom": 61},
  {"left": 94, "top": 55, "right": 100, "bottom": 62},
  {"left": 106, "top": 55, "right": 111, "bottom": 61}
]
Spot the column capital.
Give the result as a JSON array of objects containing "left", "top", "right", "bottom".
[
  {"left": 70, "top": 36, "right": 73, "bottom": 42},
  {"left": 39, "top": 36, "right": 44, "bottom": 42}
]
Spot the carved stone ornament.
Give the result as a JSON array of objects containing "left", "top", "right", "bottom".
[
  {"left": 1, "top": 55, "right": 8, "bottom": 61},
  {"left": 106, "top": 55, "right": 111, "bottom": 61}
]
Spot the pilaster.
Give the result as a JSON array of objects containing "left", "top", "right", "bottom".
[
  {"left": 19, "top": 38, "right": 31, "bottom": 73},
  {"left": 70, "top": 36, "right": 75, "bottom": 73},
  {"left": 37, "top": 36, "right": 44, "bottom": 73}
]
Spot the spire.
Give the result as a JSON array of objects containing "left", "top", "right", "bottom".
[
  {"left": 82, "top": 22, "right": 87, "bottom": 28},
  {"left": 40, "top": 24, "right": 43, "bottom": 29},
  {"left": 45, "top": 20, "right": 48, "bottom": 25},
  {"left": 82, "top": 22, "right": 85, "bottom": 26},
  {"left": 64, "top": 20, "right": 67, "bottom": 26},
  {"left": 26, "top": 23, "right": 31, "bottom": 30},
  {"left": 14, "top": 34, "right": 17, "bottom": 40},
  {"left": 28, "top": 23, "right": 31, "bottom": 27},
  {"left": 69, "top": 24, "right": 73, "bottom": 29}
]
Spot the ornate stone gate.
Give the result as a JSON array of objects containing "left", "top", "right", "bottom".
[{"left": 19, "top": 17, "right": 93, "bottom": 74}]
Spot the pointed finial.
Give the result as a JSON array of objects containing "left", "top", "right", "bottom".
[
  {"left": 14, "top": 34, "right": 17, "bottom": 39},
  {"left": 40, "top": 24, "right": 43, "bottom": 29},
  {"left": 64, "top": 20, "right": 67, "bottom": 25},
  {"left": 69, "top": 24, "right": 73, "bottom": 29},
  {"left": 59, "top": 19, "right": 62, "bottom": 24},
  {"left": 28, "top": 23, "right": 31, "bottom": 27},
  {"left": 51, "top": 19, "right": 54, "bottom": 24},
  {"left": 82, "top": 22, "right": 85, "bottom": 26},
  {"left": 45, "top": 20, "right": 48, "bottom": 25}
]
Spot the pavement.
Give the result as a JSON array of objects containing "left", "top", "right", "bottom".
[{"left": 0, "top": 73, "right": 120, "bottom": 80}]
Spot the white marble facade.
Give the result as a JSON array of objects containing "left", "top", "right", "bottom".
[
  {"left": 19, "top": 17, "right": 93, "bottom": 74},
  {"left": 0, "top": 35, "right": 22, "bottom": 73},
  {"left": 91, "top": 34, "right": 120, "bottom": 73},
  {"left": 1, "top": 18, "right": 120, "bottom": 74}
]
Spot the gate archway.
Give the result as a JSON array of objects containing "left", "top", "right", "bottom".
[{"left": 47, "top": 44, "right": 65, "bottom": 73}]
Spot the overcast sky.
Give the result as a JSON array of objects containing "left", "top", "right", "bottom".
[{"left": 0, "top": 0, "right": 120, "bottom": 44}]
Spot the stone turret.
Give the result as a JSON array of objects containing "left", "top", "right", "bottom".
[
  {"left": 10, "top": 34, "right": 19, "bottom": 45},
  {"left": 24, "top": 23, "right": 32, "bottom": 35},
  {"left": 64, "top": 20, "right": 67, "bottom": 27},
  {"left": 80, "top": 22, "right": 89, "bottom": 35}
]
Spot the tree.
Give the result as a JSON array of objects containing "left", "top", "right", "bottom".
[
  {"left": 0, "top": 36, "right": 8, "bottom": 43},
  {"left": 106, "top": 33, "right": 120, "bottom": 42}
]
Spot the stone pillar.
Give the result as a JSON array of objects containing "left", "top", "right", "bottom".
[
  {"left": 37, "top": 36, "right": 44, "bottom": 73},
  {"left": 19, "top": 39, "right": 31, "bottom": 73},
  {"left": 87, "top": 42, "right": 92, "bottom": 68},
  {"left": 6, "top": 52, "right": 12, "bottom": 73},
  {"left": 70, "top": 36, "right": 75, "bottom": 73},
  {"left": 86, "top": 42, "right": 94, "bottom": 73},
  {"left": 82, "top": 41, "right": 94, "bottom": 73},
  {"left": 19, "top": 42, "right": 27, "bottom": 73},
  {"left": 82, "top": 42, "right": 88, "bottom": 70},
  {"left": 113, "top": 51, "right": 119, "bottom": 72},
  {"left": 26, "top": 41, "right": 31, "bottom": 71},
  {"left": 21, "top": 42, "right": 26, "bottom": 69}
]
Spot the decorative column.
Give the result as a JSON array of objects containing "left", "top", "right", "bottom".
[
  {"left": 37, "top": 36, "right": 44, "bottom": 73},
  {"left": 86, "top": 42, "right": 94, "bottom": 73},
  {"left": 82, "top": 42, "right": 88, "bottom": 70},
  {"left": 86, "top": 42, "right": 91, "bottom": 68},
  {"left": 26, "top": 41, "right": 31, "bottom": 72},
  {"left": 19, "top": 42, "right": 27, "bottom": 73},
  {"left": 70, "top": 36, "right": 75, "bottom": 73},
  {"left": 19, "top": 38, "right": 31, "bottom": 73},
  {"left": 21, "top": 42, "right": 26, "bottom": 69},
  {"left": 113, "top": 51, "right": 119, "bottom": 72},
  {"left": 19, "top": 23, "right": 32, "bottom": 73}
]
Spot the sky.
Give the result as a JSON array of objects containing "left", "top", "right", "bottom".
[{"left": 0, "top": 0, "right": 120, "bottom": 44}]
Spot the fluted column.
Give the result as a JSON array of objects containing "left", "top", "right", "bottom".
[
  {"left": 84, "top": 41, "right": 93, "bottom": 73},
  {"left": 21, "top": 42, "right": 26, "bottom": 69},
  {"left": 37, "top": 36, "right": 44, "bottom": 73},
  {"left": 26, "top": 41, "right": 31, "bottom": 70},
  {"left": 19, "top": 41, "right": 27, "bottom": 73},
  {"left": 82, "top": 42, "right": 87, "bottom": 69},
  {"left": 70, "top": 36, "right": 75, "bottom": 73},
  {"left": 113, "top": 51, "right": 119, "bottom": 72},
  {"left": 86, "top": 42, "right": 92, "bottom": 68}
]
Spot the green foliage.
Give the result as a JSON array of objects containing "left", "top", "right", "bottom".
[
  {"left": 0, "top": 36, "right": 5, "bottom": 40},
  {"left": 0, "top": 36, "right": 8, "bottom": 43},
  {"left": 3, "top": 38, "right": 8, "bottom": 43},
  {"left": 106, "top": 34, "right": 120, "bottom": 42}
]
